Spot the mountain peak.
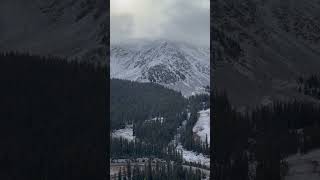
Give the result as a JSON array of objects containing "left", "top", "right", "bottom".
[{"left": 111, "top": 39, "right": 210, "bottom": 96}]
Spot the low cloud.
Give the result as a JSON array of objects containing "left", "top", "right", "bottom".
[{"left": 111, "top": 0, "right": 209, "bottom": 46}]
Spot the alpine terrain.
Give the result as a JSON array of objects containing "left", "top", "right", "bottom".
[
  {"left": 213, "top": 0, "right": 320, "bottom": 109},
  {"left": 212, "top": 0, "right": 320, "bottom": 180},
  {"left": 111, "top": 39, "right": 210, "bottom": 96},
  {"left": 110, "top": 40, "right": 210, "bottom": 179},
  {"left": 0, "top": 0, "right": 108, "bottom": 63}
]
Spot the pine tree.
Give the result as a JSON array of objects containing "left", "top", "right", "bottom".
[
  {"left": 127, "top": 161, "right": 131, "bottom": 180},
  {"left": 147, "top": 159, "right": 152, "bottom": 180},
  {"left": 118, "top": 167, "right": 122, "bottom": 180}
]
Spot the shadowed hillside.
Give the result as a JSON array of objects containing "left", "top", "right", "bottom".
[{"left": 0, "top": 52, "right": 107, "bottom": 180}]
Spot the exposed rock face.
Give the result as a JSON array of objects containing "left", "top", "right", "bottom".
[{"left": 111, "top": 40, "right": 210, "bottom": 96}]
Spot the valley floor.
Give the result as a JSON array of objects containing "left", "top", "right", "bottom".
[
  {"left": 110, "top": 109, "right": 211, "bottom": 168},
  {"left": 110, "top": 112, "right": 210, "bottom": 179}
]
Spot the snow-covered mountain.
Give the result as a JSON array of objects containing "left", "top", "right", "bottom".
[
  {"left": 0, "top": 0, "right": 108, "bottom": 63},
  {"left": 213, "top": 0, "right": 320, "bottom": 109},
  {"left": 111, "top": 40, "right": 210, "bottom": 96}
]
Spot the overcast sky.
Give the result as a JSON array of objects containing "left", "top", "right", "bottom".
[{"left": 110, "top": 0, "right": 209, "bottom": 46}]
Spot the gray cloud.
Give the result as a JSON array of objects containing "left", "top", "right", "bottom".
[
  {"left": 162, "top": 0, "right": 209, "bottom": 46},
  {"left": 110, "top": 15, "right": 134, "bottom": 43},
  {"left": 111, "top": 0, "right": 209, "bottom": 46}
]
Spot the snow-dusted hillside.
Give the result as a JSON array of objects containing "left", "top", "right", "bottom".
[
  {"left": 175, "top": 109, "right": 210, "bottom": 167},
  {"left": 0, "top": 0, "right": 108, "bottom": 63},
  {"left": 110, "top": 39, "right": 209, "bottom": 96},
  {"left": 193, "top": 109, "right": 210, "bottom": 144},
  {"left": 170, "top": 109, "right": 210, "bottom": 168},
  {"left": 285, "top": 149, "right": 320, "bottom": 180},
  {"left": 176, "top": 144, "right": 210, "bottom": 168},
  {"left": 214, "top": 0, "right": 320, "bottom": 109}
]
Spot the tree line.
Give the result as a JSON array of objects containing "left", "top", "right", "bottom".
[
  {"left": 297, "top": 74, "right": 320, "bottom": 99},
  {"left": 115, "top": 159, "right": 205, "bottom": 180},
  {"left": 213, "top": 91, "right": 320, "bottom": 180},
  {"left": 111, "top": 137, "right": 183, "bottom": 163}
]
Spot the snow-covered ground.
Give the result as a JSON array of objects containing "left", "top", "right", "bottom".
[
  {"left": 176, "top": 144, "right": 210, "bottom": 168},
  {"left": 285, "top": 149, "right": 320, "bottom": 180},
  {"left": 145, "top": 117, "right": 165, "bottom": 124},
  {"left": 193, "top": 109, "right": 210, "bottom": 144},
  {"left": 111, "top": 125, "right": 135, "bottom": 141},
  {"left": 171, "top": 109, "right": 210, "bottom": 168}
]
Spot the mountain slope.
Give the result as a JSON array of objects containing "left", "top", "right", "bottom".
[
  {"left": 110, "top": 78, "right": 187, "bottom": 145},
  {"left": 111, "top": 40, "right": 210, "bottom": 96},
  {"left": 213, "top": 0, "right": 320, "bottom": 109},
  {"left": 285, "top": 149, "right": 320, "bottom": 180},
  {"left": 0, "top": 0, "right": 108, "bottom": 63}
]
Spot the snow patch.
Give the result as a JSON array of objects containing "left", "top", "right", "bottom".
[
  {"left": 112, "top": 125, "right": 135, "bottom": 141},
  {"left": 177, "top": 144, "right": 210, "bottom": 168},
  {"left": 145, "top": 117, "right": 165, "bottom": 124},
  {"left": 193, "top": 109, "right": 210, "bottom": 144}
]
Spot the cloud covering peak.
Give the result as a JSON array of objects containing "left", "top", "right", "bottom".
[{"left": 111, "top": 0, "right": 209, "bottom": 46}]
